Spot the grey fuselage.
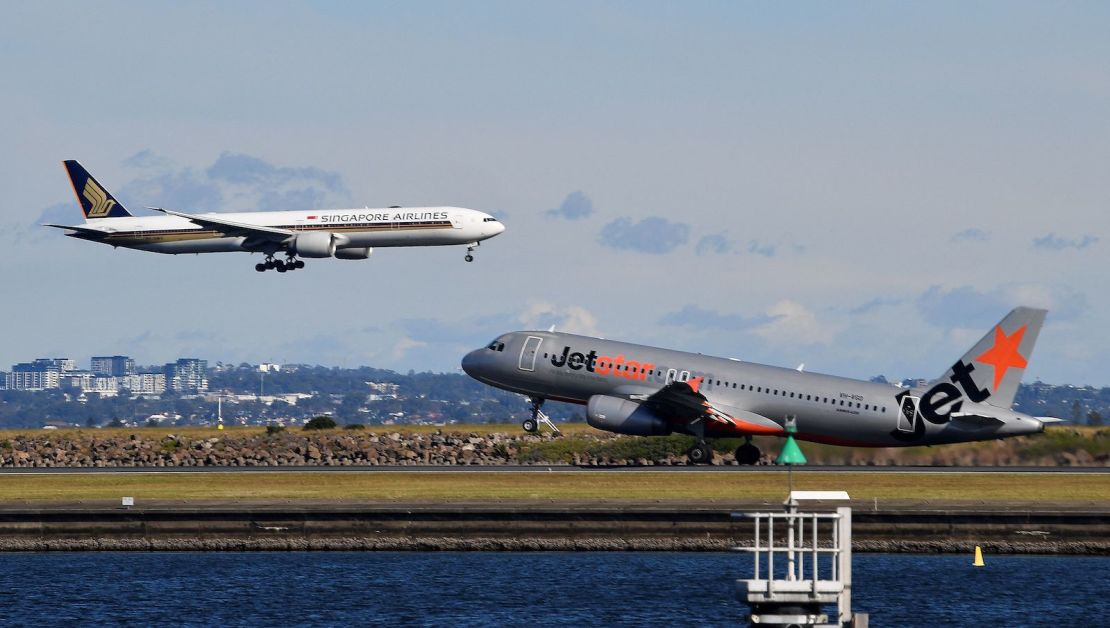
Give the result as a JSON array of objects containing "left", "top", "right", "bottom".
[{"left": 462, "top": 330, "right": 1045, "bottom": 447}]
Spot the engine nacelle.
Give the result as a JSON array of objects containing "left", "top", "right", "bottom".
[
  {"left": 335, "top": 247, "right": 372, "bottom": 260},
  {"left": 290, "top": 232, "right": 337, "bottom": 258},
  {"left": 586, "top": 395, "right": 671, "bottom": 436}
]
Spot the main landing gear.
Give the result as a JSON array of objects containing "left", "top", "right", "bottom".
[
  {"left": 464, "top": 241, "right": 479, "bottom": 263},
  {"left": 685, "top": 437, "right": 761, "bottom": 465},
  {"left": 686, "top": 441, "right": 714, "bottom": 465},
  {"left": 734, "top": 436, "right": 761, "bottom": 466},
  {"left": 521, "top": 397, "right": 561, "bottom": 436},
  {"left": 255, "top": 255, "right": 306, "bottom": 273},
  {"left": 685, "top": 420, "right": 714, "bottom": 465},
  {"left": 683, "top": 437, "right": 763, "bottom": 468}
]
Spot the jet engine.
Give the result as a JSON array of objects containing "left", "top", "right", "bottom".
[
  {"left": 586, "top": 395, "right": 672, "bottom": 436},
  {"left": 335, "top": 247, "right": 372, "bottom": 260},
  {"left": 290, "top": 232, "right": 338, "bottom": 258}
]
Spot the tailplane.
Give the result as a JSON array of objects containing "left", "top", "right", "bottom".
[
  {"left": 63, "top": 160, "right": 133, "bottom": 220},
  {"left": 932, "top": 306, "right": 1047, "bottom": 409}
]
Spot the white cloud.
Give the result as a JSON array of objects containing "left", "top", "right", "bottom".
[
  {"left": 390, "top": 337, "right": 428, "bottom": 361},
  {"left": 517, "top": 301, "right": 602, "bottom": 337},
  {"left": 753, "top": 301, "right": 838, "bottom": 347}
]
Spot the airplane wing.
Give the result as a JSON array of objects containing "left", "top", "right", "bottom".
[
  {"left": 147, "top": 207, "right": 293, "bottom": 240},
  {"left": 632, "top": 378, "right": 784, "bottom": 435}
]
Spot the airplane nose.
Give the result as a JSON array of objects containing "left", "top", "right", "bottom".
[
  {"left": 461, "top": 350, "right": 481, "bottom": 377},
  {"left": 490, "top": 221, "right": 505, "bottom": 236}
]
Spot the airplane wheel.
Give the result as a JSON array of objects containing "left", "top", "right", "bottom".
[
  {"left": 255, "top": 263, "right": 266, "bottom": 272},
  {"left": 275, "top": 262, "right": 287, "bottom": 273},
  {"left": 284, "top": 260, "right": 296, "bottom": 271},
  {"left": 294, "top": 260, "right": 305, "bottom": 269},
  {"left": 465, "top": 254, "right": 474, "bottom": 262},
  {"left": 687, "top": 443, "right": 713, "bottom": 465},
  {"left": 522, "top": 418, "right": 538, "bottom": 433},
  {"left": 264, "top": 260, "right": 276, "bottom": 269},
  {"left": 735, "top": 443, "right": 761, "bottom": 466}
]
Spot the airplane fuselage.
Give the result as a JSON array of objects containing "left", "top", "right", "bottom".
[
  {"left": 462, "top": 330, "right": 1046, "bottom": 448},
  {"left": 65, "top": 206, "right": 502, "bottom": 255}
]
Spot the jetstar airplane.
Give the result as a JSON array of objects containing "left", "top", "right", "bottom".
[
  {"left": 46, "top": 160, "right": 505, "bottom": 272},
  {"left": 462, "top": 307, "right": 1060, "bottom": 464}
]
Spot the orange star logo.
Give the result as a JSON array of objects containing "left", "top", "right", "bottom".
[{"left": 975, "top": 324, "right": 1028, "bottom": 390}]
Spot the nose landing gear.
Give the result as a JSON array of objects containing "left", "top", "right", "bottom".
[
  {"left": 464, "top": 241, "right": 479, "bottom": 262},
  {"left": 522, "top": 397, "right": 561, "bottom": 436}
]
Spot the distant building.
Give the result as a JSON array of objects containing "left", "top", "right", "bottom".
[
  {"left": 121, "top": 373, "right": 166, "bottom": 395},
  {"left": 91, "top": 355, "right": 135, "bottom": 377},
  {"left": 0, "top": 371, "right": 8, "bottom": 390},
  {"left": 259, "top": 362, "right": 281, "bottom": 373},
  {"left": 59, "top": 371, "right": 94, "bottom": 391},
  {"left": 366, "top": 382, "right": 400, "bottom": 396},
  {"left": 165, "top": 358, "right": 208, "bottom": 392},
  {"left": 8, "top": 359, "right": 72, "bottom": 391},
  {"left": 32, "top": 358, "right": 75, "bottom": 372}
]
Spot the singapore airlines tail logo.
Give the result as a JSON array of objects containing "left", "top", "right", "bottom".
[{"left": 82, "top": 178, "right": 116, "bottom": 218}]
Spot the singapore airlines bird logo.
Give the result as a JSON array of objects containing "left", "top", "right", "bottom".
[{"left": 82, "top": 178, "right": 116, "bottom": 218}]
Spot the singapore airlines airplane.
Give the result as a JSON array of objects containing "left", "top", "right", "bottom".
[
  {"left": 47, "top": 160, "right": 506, "bottom": 273},
  {"left": 462, "top": 307, "right": 1060, "bottom": 464}
]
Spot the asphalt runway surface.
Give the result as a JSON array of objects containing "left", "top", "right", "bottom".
[{"left": 0, "top": 465, "right": 1104, "bottom": 474}]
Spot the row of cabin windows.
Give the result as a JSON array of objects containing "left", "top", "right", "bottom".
[
  {"left": 706, "top": 380, "right": 886, "bottom": 413},
  {"left": 539, "top": 352, "right": 888, "bottom": 413}
]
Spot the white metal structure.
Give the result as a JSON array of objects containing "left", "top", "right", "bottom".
[{"left": 733, "top": 493, "right": 868, "bottom": 627}]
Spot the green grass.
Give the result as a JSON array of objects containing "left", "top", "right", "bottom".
[{"left": 0, "top": 471, "right": 1105, "bottom": 504}]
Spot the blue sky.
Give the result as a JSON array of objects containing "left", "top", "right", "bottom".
[{"left": 2, "top": 2, "right": 1109, "bottom": 385}]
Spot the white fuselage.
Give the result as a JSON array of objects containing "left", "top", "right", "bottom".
[{"left": 74, "top": 206, "right": 503, "bottom": 254}]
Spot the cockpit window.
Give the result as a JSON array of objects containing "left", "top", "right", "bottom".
[
  {"left": 486, "top": 340, "right": 506, "bottom": 352},
  {"left": 483, "top": 217, "right": 498, "bottom": 222}
]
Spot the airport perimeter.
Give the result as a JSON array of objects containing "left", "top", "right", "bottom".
[{"left": 0, "top": 469, "right": 1106, "bottom": 554}]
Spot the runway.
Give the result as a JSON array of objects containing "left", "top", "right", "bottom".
[{"left": 0, "top": 465, "right": 1104, "bottom": 474}]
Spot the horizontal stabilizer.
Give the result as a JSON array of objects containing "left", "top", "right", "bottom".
[
  {"left": 949, "top": 413, "right": 1005, "bottom": 428},
  {"left": 1035, "top": 417, "right": 1065, "bottom": 424},
  {"left": 43, "top": 223, "right": 108, "bottom": 235}
]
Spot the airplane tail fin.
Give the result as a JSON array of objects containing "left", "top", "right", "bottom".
[
  {"left": 932, "top": 306, "right": 1047, "bottom": 409},
  {"left": 63, "top": 160, "right": 133, "bottom": 220}
]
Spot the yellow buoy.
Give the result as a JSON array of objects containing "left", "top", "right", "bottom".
[{"left": 973, "top": 545, "right": 985, "bottom": 567}]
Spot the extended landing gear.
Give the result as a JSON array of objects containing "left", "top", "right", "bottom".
[
  {"left": 255, "top": 256, "right": 306, "bottom": 273},
  {"left": 464, "top": 241, "right": 479, "bottom": 263},
  {"left": 686, "top": 441, "right": 714, "bottom": 465},
  {"left": 735, "top": 437, "right": 761, "bottom": 466},
  {"left": 522, "top": 397, "right": 561, "bottom": 436}
]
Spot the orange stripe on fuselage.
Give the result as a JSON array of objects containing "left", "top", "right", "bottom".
[{"left": 593, "top": 354, "right": 655, "bottom": 382}]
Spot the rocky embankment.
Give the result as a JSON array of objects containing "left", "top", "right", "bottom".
[
  {"left": 0, "top": 537, "right": 1104, "bottom": 554},
  {"left": 0, "top": 428, "right": 1105, "bottom": 467}
]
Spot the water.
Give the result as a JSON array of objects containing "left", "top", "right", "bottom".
[{"left": 0, "top": 552, "right": 1104, "bottom": 626}]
